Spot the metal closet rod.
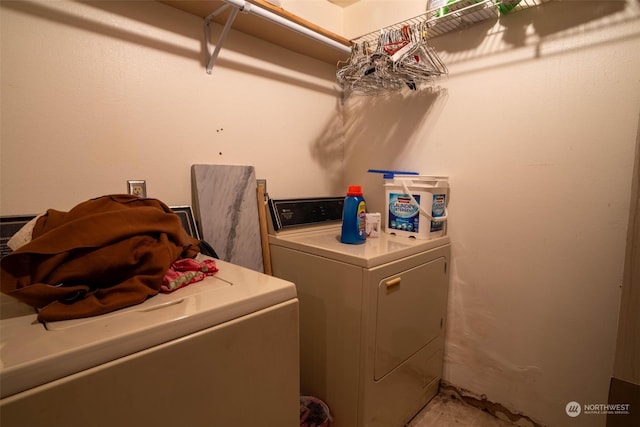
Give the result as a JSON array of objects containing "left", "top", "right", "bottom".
[{"left": 205, "top": 0, "right": 352, "bottom": 73}]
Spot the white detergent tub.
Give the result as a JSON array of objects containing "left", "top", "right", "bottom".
[{"left": 384, "top": 175, "right": 449, "bottom": 239}]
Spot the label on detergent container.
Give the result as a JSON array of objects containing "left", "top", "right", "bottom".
[
  {"left": 357, "top": 201, "right": 366, "bottom": 237},
  {"left": 389, "top": 192, "right": 447, "bottom": 234},
  {"left": 431, "top": 194, "right": 446, "bottom": 232},
  {"left": 389, "top": 193, "right": 421, "bottom": 232}
]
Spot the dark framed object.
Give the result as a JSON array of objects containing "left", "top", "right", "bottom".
[
  {"left": 1, "top": 215, "right": 37, "bottom": 258},
  {"left": 170, "top": 206, "right": 201, "bottom": 240}
]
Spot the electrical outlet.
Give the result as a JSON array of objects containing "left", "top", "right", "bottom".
[{"left": 127, "top": 180, "right": 147, "bottom": 197}]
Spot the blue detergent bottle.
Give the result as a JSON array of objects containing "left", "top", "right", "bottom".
[{"left": 340, "top": 185, "right": 367, "bottom": 244}]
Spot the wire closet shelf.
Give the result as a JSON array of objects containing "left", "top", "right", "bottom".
[
  {"left": 338, "top": 0, "right": 547, "bottom": 95},
  {"left": 353, "top": 0, "right": 546, "bottom": 45}
]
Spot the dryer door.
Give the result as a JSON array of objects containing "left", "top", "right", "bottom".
[{"left": 374, "top": 256, "right": 448, "bottom": 380}]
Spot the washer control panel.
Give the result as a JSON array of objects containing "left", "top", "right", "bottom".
[{"left": 268, "top": 197, "right": 343, "bottom": 232}]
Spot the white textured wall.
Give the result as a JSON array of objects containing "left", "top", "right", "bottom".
[
  {"left": 0, "top": 0, "right": 344, "bottom": 215},
  {"left": 343, "top": 0, "right": 426, "bottom": 39},
  {"left": 281, "top": 0, "right": 427, "bottom": 39},
  {"left": 342, "top": 2, "right": 640, "bottom": 427}
]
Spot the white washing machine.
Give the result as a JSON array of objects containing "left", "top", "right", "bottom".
[
  {"left": 0, "top": 257, "right": 299, "bottom": 427},
  {"left": 267, "top": 197, "right": 450, "bottom": 427}
]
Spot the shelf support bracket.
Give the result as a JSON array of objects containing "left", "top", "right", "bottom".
[
  {"left": 203, "top": 0, "right": 350, "bottom": 74},
  {"left": 204, "top": 3, "right": 246, "bottom": 74}
]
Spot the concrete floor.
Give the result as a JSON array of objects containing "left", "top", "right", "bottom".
[{"left": 407, "top": 393, "right": 516, "bottom": 427}]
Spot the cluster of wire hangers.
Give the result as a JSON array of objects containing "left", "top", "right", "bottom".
[{"left": 337, "top": 21, "right": 448, "bottom": 96}]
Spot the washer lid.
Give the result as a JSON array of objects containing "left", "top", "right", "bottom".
[{"left": 0, "top": 259, "right": 296, "bottom": 399}]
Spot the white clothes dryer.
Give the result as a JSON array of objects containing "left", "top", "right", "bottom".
[
  {"left": 268, "top": 197, "right": 450, "bottom": 427},
  {"left": 0, "top": 257, "right": 299, "bottom": 427}
]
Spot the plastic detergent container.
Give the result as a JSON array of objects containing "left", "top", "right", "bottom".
[
  {"left": 384, "top": 175, "right": 449, "bottom": 240},
  {"left": 341, "top": 185, "right": 367, "bottom": 244}
]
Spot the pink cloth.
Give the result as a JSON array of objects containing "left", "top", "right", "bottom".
[{"left": 162, "top": 258, "right": 218, "bottom": 293}]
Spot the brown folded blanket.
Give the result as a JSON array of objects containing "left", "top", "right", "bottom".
[{"left": 0, "top": 194, "right": 200, "bottom": 322}]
